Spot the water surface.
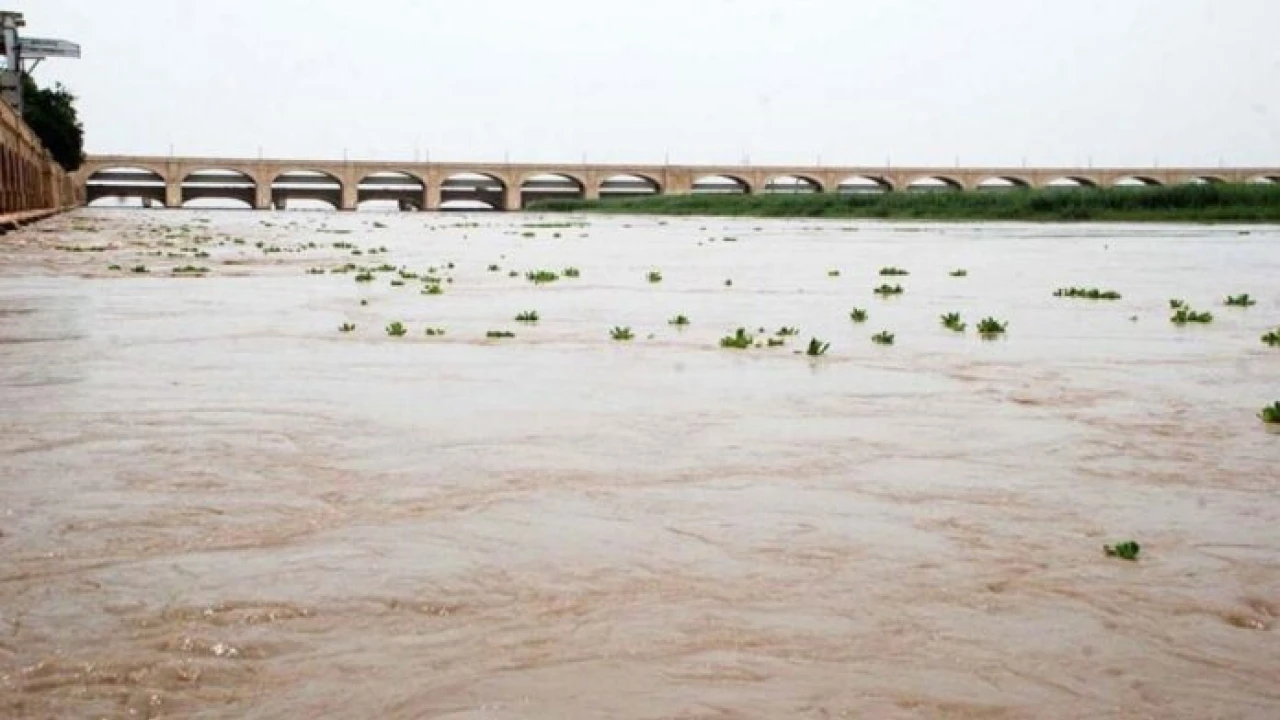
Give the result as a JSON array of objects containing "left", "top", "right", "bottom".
[{"left": 2, "top": 210, "right": 1278, "bottom": 719}]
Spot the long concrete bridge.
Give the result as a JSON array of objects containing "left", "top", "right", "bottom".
[{"left": 76, "top": 154, "right": 1280, "bottom": 211}]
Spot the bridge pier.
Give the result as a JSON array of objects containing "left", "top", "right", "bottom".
[
  {"left": 424, "top": 185, "right": 440, "bottom": 212},
  {"left": 254, "top": 183, "right": 272, "bottom": 210},
  {"left": 339, "top": 183, "right": 358, "bottom": 212},
  {"left": 164, "top": 181, "right": 181, "bottom": 209}
]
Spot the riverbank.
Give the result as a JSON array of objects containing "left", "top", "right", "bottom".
[{"left": 534, "top": 183, "right": 1280, "bottom": 222}]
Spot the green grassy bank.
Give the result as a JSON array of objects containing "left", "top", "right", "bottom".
[{"left": 531, "top": 183, "right": 1280, "bottom": 222}]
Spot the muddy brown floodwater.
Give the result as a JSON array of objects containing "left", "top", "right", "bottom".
[{"left": 1, "top": 209, "right": 1278, "bottom": 719}]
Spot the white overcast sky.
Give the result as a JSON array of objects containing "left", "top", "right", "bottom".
[{"left": 13, "top": 0, "right": 1280, "bottom": 166}]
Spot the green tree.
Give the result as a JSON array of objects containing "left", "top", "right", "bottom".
[{"left": 21, "top": 75, "right": 85, "bottom": 171}]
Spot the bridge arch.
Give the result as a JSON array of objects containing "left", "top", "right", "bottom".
[
  {"left": 764, "top": 174, "right": 823, "bottom": 194},
  {"left": 357, "top": 171, "right": 425, "bottom": 211},
  {"left": 599, "top": 173, "right": 661, "bottom": 198},
  {"left": 1110, "top": 175, "right": 1163, "bottom": 188},
  {"left": 976, "top": 176, "right": 1032, "bottom": 191},
  {"left": 180, "top": 168, "right": 258, "bottom": 208},
  {"left": 519, "top": 172, "right": 586, "bottom": 208},
  {"left": 1247, "top": 175, "right": 1280, "bottom": 184},
  {"left": 270, "top": 169, "right": 344, "bottom": 210},
  {"left": 85, "top": 166, "right": 169, "bottom": 207},
  {"left": 837, "top": 175, "right": 894, "bottom": 193},
  {"left": 440, "top": 172, "right": 507, "bottom": 211},
  {"left": 1045, "top": 176, "right": 1100, "bottom": 189},
  {"left": 905, "top": 175, "right": 964, "bottom": 192},
  {"left": 1178, "top": 174, "right": 1226, "bottom": 185},
  {"left": 692, "top": 174, "right": 751, "bottom": 195}
]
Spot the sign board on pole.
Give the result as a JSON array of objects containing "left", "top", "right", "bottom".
[{"left": 18, "top": 37, "right": 80, "bottom": 59}]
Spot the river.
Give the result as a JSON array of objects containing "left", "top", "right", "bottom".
[{"left": 2, "top": 209, "right": 1278, "bottom": 719}]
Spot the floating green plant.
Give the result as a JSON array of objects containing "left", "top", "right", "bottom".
[
  {"left": 425, "top": 327, "right": 446, "bottom": 336},
  {"left": 719, "top": 328, "right": 753, "bottom": 349},
  {"left": 508, "top": 270, "right": 519, "bottom": 278},
  {"left": 724, "top": 279, "right": 733, "bottom": 287},
  {"left": 390, "top": 279, "right": 405, "bottom": 287},
  {"left": 767, "top": 338, "right": 786, "bottom": 347},
  {"left": 488, "top": 264, "right": 500, "bottom": 272},
  {"left": 486, "top": 330, "right": 515, "bottom": 339},
  {"left": 1104, "top": 541, "right": 1141, "bottom": 561},
  {"left": 1169, "top": 298, "right": 1186, "bottom": 309},
  {"left": 1171, "top": 307, "right": 1212, "bottom": 324},
  {"left": 940, "top": 312, "right": 966, "bottom": 331},
  {"left": 107, "top": 264, "right": 121, "bottom": 271},
  {"left": 515, "top": 310, "right": 540, "bottom": 323},
  {"left": 339, "top": 323, "right": 356, "bottom": 333},
  {"left": 385, "top": 321, "right": 407, "bottom": 337},
  {"left": 669, "top": 314, "right": 690, "bottom": 326},
  {"left": 526, "top": 270, "right": 559, "bottom": 284},
  {"left": 360, "top": 299, "right": 368, "bottom": 306},
  {"left": 610, "top": 326, "right": 634, "bottom": 341},
  {"left": 1261, "top": 401, "right": 1280, "bottom": 423},
  {"left": 422, "top": 284, "right": 443, "bottom": 295},
  {"left": 827, "top": 269, "right": 841, "bottom": 277},
  {"left": 873, "top": 284, "right": 904, "bottom": 296},
  {"left": 171, "top": 266, "right": 209, "bottom": 274},
  {"left": 1225, "top": 293, "right": 1257, "bottom": 307},
  {"left": 131, "top": 265, "right": 149, "bottom": 274},
  {"left": 977, "top": 317, "right": 1008, "bottom": 335},
  {"left": 1262, "top": 329, "right": 1280, "bottom": 347},
  {"left": 849, "top": 308, "right": 869, "bottom": 323},
  {"left": 354, "top": 272, "right": 374, "bottom": 282},
  {"left": 879, "top": 267, "right": 910, "bottom": 276},
  {"left": 563, "top": 267, "right": 581, "bottom": 278},
  {"left": 306, "top": 267, "right": 326, "bottom": 275},
  {"left": 647, "top": 270, "right": 663, "bottom": 283},
  {"left": 871, "top": 331, "right": 895, "bottom": 345},
  {"left": 950, "top": 269, "right": 968, "bottom": 277},
  {"left": 805, "top": 338, "right": 830, "bottom": 356},
  {"left": 1054, "top": 287, "right": 1122, "bottom": 300}
]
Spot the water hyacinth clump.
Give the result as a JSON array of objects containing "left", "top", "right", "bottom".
[
  {"left": 849, "top": 308, "right": 869, "bottom": 323},
  {"left": 1104, "top": 541, "right": 1141, "bottom": 561},
  {"left": 385, "top": 321, "right": 407, "bottom": 337},
  {"left": 1169, "top": 298, "right": 1186, "bottom": 309},
  {"left": 338, "top": 323, "right": 356, "bottom": 333},
  {"left": 1262, "top": 329, "right": 1280, "bottom": 347},
  {"left": 647, "top": 270, "right": 663, "bottom": 283},
  {"left": 486, "top": 330, "right": 515, "bottom": 339},
  {"left": 940, "top": 312, "right": 966, "bottom": 331},
  {"left": 776, "top": 326, "right": 800, "bottom": 337},
  {"left": 879, "top": 267, "right": 910, "bottom": 276},
  {"left": 827, "top": 269, "right": 841, "bottom": 277},
  {"left": 488, "top": 264, "right": 500, "bottom": 272},
  {"left": 422, "top": 284, "right": 443, "bottom": 295},
  {"left": 354, "top": 272, "right": 374, "bottom": 282},
  {"left": 389, "top": 279, "right": 405, "bottom": 287},
  {"left": 1260, "top": 402, "right": 1280, "bottom": 423},
  {"left": 805, "top": 338, "right": 830, "bottom": 356},
  {"left": 668, "top": 314, "right": 690, "bottom": 326},
  {"left": 1054, "top": 287, "right": 1122, "bottom": 300},
  {"left": 720, "top": 328, "right": 754, "bottom": 349},
  {"left": 766, "top": 338, "right": 785, "bottom": 347},
  {"left": 610, "top": 326, "right": 634, "bottom": 341},
  {"left": 871, "top": 331, "right": 895, "bottom": 345},
  {"left": 515, "top": 310, "right": 540, "bottom": 323},
  {"left": 424, "top": 327, "right": 446, "bottom": 336},
  {"left": 563, "top": 267, "right": 581, "bottom": 278},
  {"left": 131, "top": 265, "right": 149, "bottom": 274},
  {"left": 1225, "top": 293, "right": 1257, "bottom": 307},
  {"left": 526, "top": 270, "right": 559, "bottom": 284},
  {"left": 950, "top": 269, "right": 968, "bottom": 277},
  {"left": 977, "top": 317, "right": 1008, "bottom": 335},
  {"left": 1171, "top": 307, "right": 1213, "bottom": 324},
  {"left": 171, "top": 265, "right": 209, "bottom": 275},
  {"left": 874, "top": 284, "right": 904, "bottom": 296}
]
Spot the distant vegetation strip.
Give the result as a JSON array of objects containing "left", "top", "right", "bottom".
[{"left": 532, "top": 184, "right": 1280, "bottom": 222}]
